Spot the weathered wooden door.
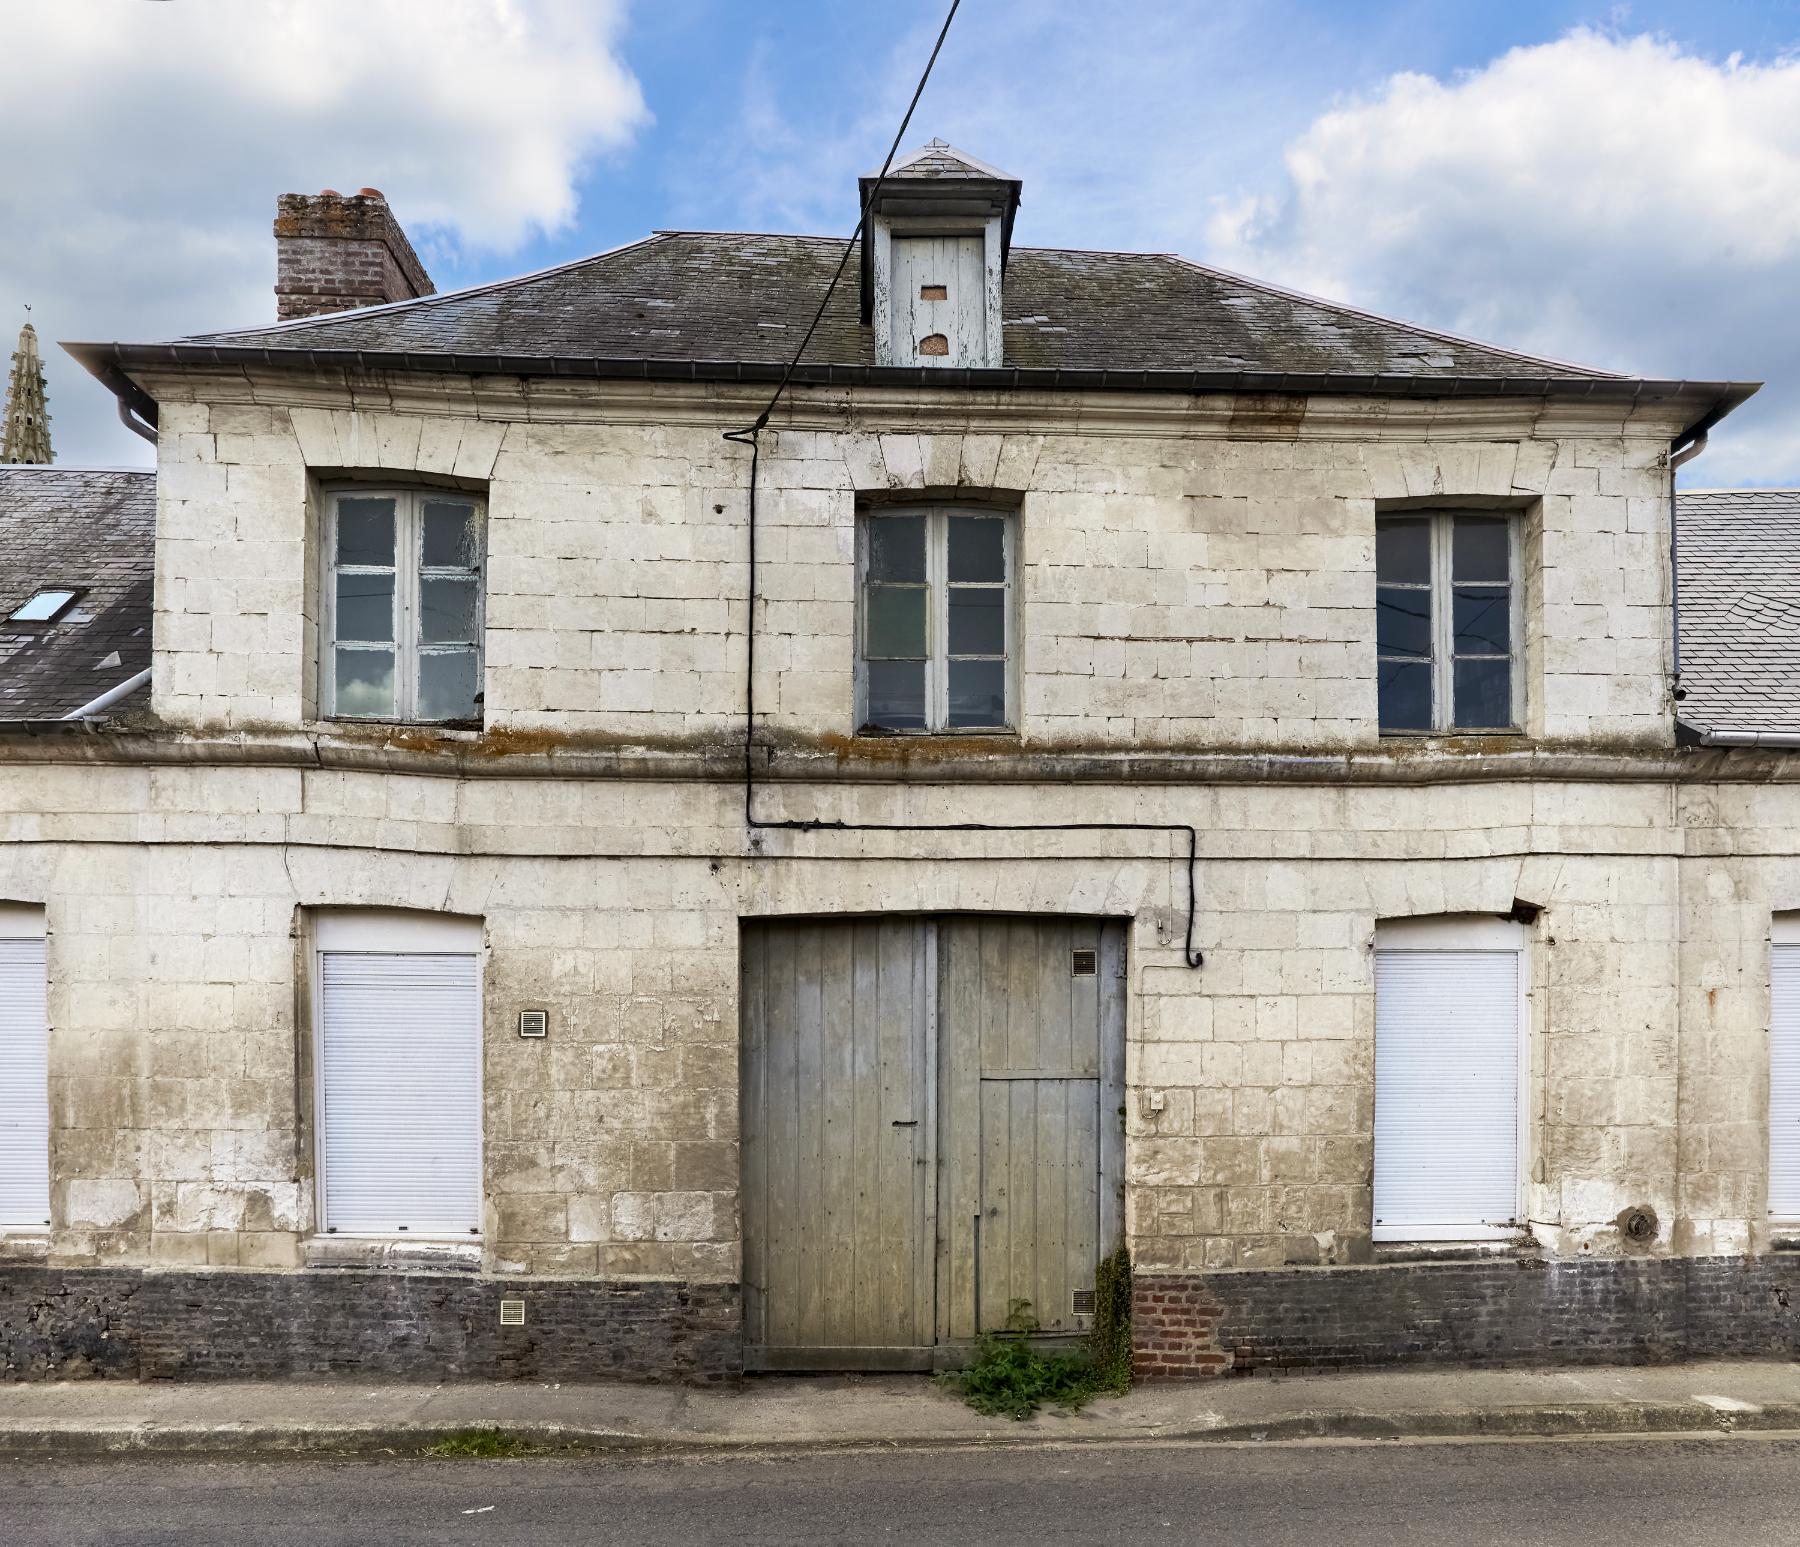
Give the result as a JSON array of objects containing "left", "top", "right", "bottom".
[
  {"left": 740, "top": 916, "right": 1124, "bottom": 1370},
  {"left": 938, "top": 917, "right": 1125, "bottom": 1340},
  {"left": 889, "top": 235, "right": 986, "bottom": 366},
  {"left": 740, "top": 918, "right": 936, "bottom": 1370}
]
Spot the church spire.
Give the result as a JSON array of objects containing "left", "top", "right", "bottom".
[{"left": 1, "top": 316, "right": 53, "bottom": 465}]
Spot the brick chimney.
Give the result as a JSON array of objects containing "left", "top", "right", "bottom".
[{"left": 273, "top": 187, "right": 435, "bottom": 321}]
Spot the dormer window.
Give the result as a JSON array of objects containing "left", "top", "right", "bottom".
[{"left": 861, "top": 140, "right": 1020, "bottom": 370}]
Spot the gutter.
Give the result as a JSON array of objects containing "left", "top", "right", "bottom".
[{"left": 62, "top": 340, "right": 1758, "bottom": 420}]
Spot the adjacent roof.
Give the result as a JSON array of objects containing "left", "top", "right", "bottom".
[
  {"left": 1677, "top": 489, "right": 1800, "bottom": 737},
  {"left": 0, "top": 468, "right": 153, "bottom": 721},
  {"left": 161, "top": 233, "right": 1622, "bottom": 382}
]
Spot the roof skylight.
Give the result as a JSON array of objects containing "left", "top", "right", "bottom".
[{"left": 8, "top": 588, "right": 78, "bottom": 623}]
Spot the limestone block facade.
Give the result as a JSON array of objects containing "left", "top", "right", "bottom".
[{"left": 7, "top": 357, "right": 1800, "bottom": 1380}]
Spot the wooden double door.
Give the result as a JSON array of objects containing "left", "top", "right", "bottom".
[{"left": 740, "top": 915, "right": 1126, "bottom": 1370}]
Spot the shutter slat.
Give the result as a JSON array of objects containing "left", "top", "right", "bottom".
[
  {"left": 1770, "top": 945, "right": 1800, "bottom": 1217},
  {"left": 1374, "top": 948, "right": 1519, "bottom": 1237},
  {"left": 321, "top": 951, "right": 481, "bottom": 1234},
  {"left": 0, "top": 938, "right": 50, "bottom": 1228}
]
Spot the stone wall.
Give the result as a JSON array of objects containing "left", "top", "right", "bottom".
[
  {"left": 0, "top": 755, "right": 1788, "bottom": 1288},
  {"left": 138, "top": 370, "right": 1680, "bottom": 748}
]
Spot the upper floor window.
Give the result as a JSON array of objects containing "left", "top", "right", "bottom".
[
  {"left": 858, "top": 506, "right": 1014, "bottom": 734},
  {"left": 1377, "top": 511, "right": 1520, "bottom": 734},
  {"left": 323, "top": 488, "right": 484, "bottom": 725}
]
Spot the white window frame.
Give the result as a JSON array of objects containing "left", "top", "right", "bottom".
[
  {"left": 320, "top": 487, "right": 485, "bottom": 725},
  {"left": 855, "top": 504, "right": 1017, "bottom": 734},
  {"left": 1376, "top": 510, "right": 1523, "bottom": 735},
  {"left": 1373, "top": 914, "right": 1528, "bottom": 1243},
  {"left": 0, "top": 902, "right": 50, "bottom": 1233},
  {"left": 311, "top": 908, "right": 484, "bottom": 1240}
]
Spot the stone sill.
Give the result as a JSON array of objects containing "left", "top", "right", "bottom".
[
  {"left": 303, "top": 1235, "right": 482, "bottom": 1273},
  {"left": 0, "top": 1232, "right": 50, "bottom": 1261},
  {"left": 1373, "top": 1237, "right": 1536, "bottom": 1265}
]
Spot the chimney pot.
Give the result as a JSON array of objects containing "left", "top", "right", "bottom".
[
  {"left": 358, "top": 187, "right": 385, "bottom": 200},
  {"left": 272, "top": 190, "right": 435, "bottom": 321}
]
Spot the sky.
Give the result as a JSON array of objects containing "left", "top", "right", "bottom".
[{"left": 4, "top": 0, "right": 1800, "bottom": 484}]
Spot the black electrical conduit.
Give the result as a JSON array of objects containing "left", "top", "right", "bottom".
[{"left": 723, "top": 0, "right": 1203, "bottom": 968}]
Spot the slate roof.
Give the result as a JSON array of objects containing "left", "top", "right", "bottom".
[
  {"left": 869, "top": 137, "right": 1015, "bottom": 181},
  {"left": 1677, "top": 489, "right": 1800, "bottom": 736},
  {"left": 0, "top": 468, "right": 153, "bottom": 721},
  {"left": 165, "top": 232, "right": 1621, "bottom": 382}
]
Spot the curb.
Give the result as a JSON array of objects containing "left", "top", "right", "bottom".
[{"left": 4, "top": 1401, "right": 1799, "bottom": 1458}]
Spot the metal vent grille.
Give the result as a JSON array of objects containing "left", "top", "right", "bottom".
[
  {"left": 518, "top": 1009, "right": 548, "bottom": 1039},
  {"left": 1071, "top": 949, "right": 1097, "bottom": 977},
  {"left": 499, "top": 1298, "right": 526, "bottom": 1327},
  {"left": 1071, "top": 1289, "right": 1096, "bottom": 1316}
]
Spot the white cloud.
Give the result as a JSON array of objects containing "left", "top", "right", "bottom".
[
  {"left": 0, "top": 0, "right": 646, "bottom": 466},
  {"left": 1207, "top": 29, "right": 1800, "bottom": 484}
]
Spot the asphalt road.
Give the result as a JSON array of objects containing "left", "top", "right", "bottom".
[{"left": 6, "top": 1435, "right": 1799, "bottom": 1545}]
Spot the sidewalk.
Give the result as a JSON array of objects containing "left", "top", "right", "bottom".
[{"left": 3, "top": 1361, "right": 1800, "bottom": 1456}]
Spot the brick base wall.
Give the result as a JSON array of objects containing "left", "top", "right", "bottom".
[
  {"left": 1134, "top": 1256, "right": 1800, "bottom": 1378},
  {"left": 1133, "top": 1277, "right": 1230, "bottom": 1378},
  {"left": 0, "top": 1268, "right": 741, "bottom": 1384}
]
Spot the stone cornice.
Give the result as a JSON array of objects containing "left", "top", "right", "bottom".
[
  {"left": 0, "top": 725, "right": 1792, "bottom": 786},
  {"left": 121, "top": 363, "right": 1714, "bottom": 444}
]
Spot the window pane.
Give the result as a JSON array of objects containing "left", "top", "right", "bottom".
[
  {"left": 422, "top": 500, "right": 479, "bottom": 569},
  {"left": 865, "top": 585, "right": 927, "bottom": 658},
  {"left": 1453, "top": 516, "right": 1510, "bottom": 582},
  {"left": 1453, "top": 586, "right": 1511, "bottom": 655},
  {"left": 1376, "top": 587, "right": 1432, "bottom": 659},
  {"left": 336, "top": 498, "right": 395, "bottom": 567},
  {"left": 418, "top": 650, "right": 481, "bottom": 722},
  {"left": 869, "top": 515, "right": 926, "bottom": 582},
  {"left": 947, "top": 659, "right": 1007, "bottom": 728},
  {"left": 335, "top": 572, "right": 394, "bottom": 643},
  {"left": 1454, "top": 658, "right": 1512, "bottom": 728},
  {"left": 9, "top": 589, "right": 76, "bottom": 622},
  {"left": 1376, "top": 517, "right": 1430, "bottom": 584},
  {"left": 948, "top": 586, "right": 1005, "bottom": 655},
  {"left": 1379, "top": 660, "right": 1432, "bottom": 732},
  {"left": 420, "top": 576, "right": 478, "bottom": 645},
  {"left": 948, "top": 516, "right": 1005, "bottom": 582},
  {"left": 335, "top": 648, "right": 394, "bottom": 717},
  {"left": 865, "top": 660, "right": 926, "bottom": 729}
]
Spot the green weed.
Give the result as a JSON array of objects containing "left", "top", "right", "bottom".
[
  {"left": 423, "top": 1427, "right": 542, "bottom": 1458},
  {"left": 937, "top": 1246, "right": 1134, "bottom": 1420}
]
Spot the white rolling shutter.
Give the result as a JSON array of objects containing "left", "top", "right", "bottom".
[
  {"left": 1374, "top": 946, "right": 1520, "bottom": 1241},
  {"left": 0, "top": 935, "right": 51, "bottom": 1230},
  {"left": 320, "top": 950, "right": 482, "bottom": 1235},
  {"left": 1769, "top": 942, "right": 1800, "bottom": 1217}
]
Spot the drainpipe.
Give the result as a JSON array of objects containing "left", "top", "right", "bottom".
[
  {"left": 1688, "top": 728, "right": 1800, "bottom": 749},
  {"left": 60, "top": 667, "right": 151, "bottom": 721},
  {"left": 1667, "top": 431, "right": 1708, "bottom": 704}
]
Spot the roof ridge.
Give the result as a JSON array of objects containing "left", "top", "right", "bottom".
[
  {"left": 188, "top": 233, "right": 675, "bottom": 341},
  {"left": 1159, "top": 253, "right": 1626, "bottom": 379},
  {"left": 0, "top": 464, "right": 153, "bottom": 476}
]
